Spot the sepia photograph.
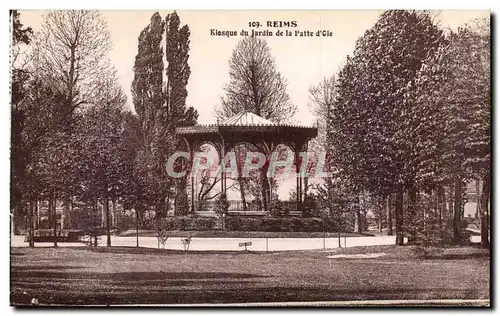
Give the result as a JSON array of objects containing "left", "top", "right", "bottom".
[{"left": 9, "top": 9, "right": 491, "bottom": 307}]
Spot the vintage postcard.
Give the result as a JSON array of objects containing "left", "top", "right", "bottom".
[{"left": 9, "top": 9, "right": 491, "bottom": 307}]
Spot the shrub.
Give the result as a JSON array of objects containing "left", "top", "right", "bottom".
[
  {"left": 301, "top": 195, "right": 318, "bottom": 218},
  {"left": 269, "top": 200, "right": 288, "bottom": 217},
  {"left": 412, "top": 245, "right": 444, "bottom": 259},
  {"left": 172, "top": 217, "right": 190, "bottom": 230},
  {"left": 225, "top": 216, "right": 243, "bottom": 231},
  {"left": 225, "top": 216, "right": 257, "bottom": 231},
  {"left": 404, "top": 195, "right": 447, "bottom": 246},
  {"left": 214, "top": 193, "right": 229, "bottom": 216},
  {"left": 307, "top": 218, "right": 323, "bottom": 232},
  {"left": 291, "top": 217, "right": 304, "bottom": 232},
  {"left": 260, "top": 217, "right": 281, "bottom": 232},
  {"left": 188, "top": 217, "right": 216, "bottom": 231},
  {"left": 153, "top": 216, "right": 351, "bottom": 233},
  {"left": 240, "top": 218, "right": 261, "bottom": 231}
]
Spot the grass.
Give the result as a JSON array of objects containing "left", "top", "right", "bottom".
[
  {"left": 11, "top": 244, "right": 489, "bottom": 306},
  {"left": 118, "top": 230, "right": 372, "bottom": 238}
]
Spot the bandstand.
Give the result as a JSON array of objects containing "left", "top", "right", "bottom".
[{"left": 176, "top": 111, "right": 318, "bottom": 214}]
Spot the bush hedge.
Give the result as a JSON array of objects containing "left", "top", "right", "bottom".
[
  {"left": 156, "top": 217, "right": 217, "bottom": 231},
  {"left": 157, "top": 216, "right": 346, "bottom": 232}
]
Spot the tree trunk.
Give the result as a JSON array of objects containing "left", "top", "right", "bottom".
[
  {"left": 11, "top": 205, "right": 18, "bottom": 236},
  {"left": 93, "top": 199, "right": 98, "bottom": 247},
  {"left": 261, "top": 171, "right": 269, "bottom": 213},
  {"left": 105, "top": 197, "right": 111, "bottom": 247},
  {"left": 190, "top": 176, "right": 195, "bottom": 216},
  {"left": 475, "top": 179, "right": 480, "bottom": 219},
  {"left": 437, "top": 186, "right": 445, "bottom": 240},
  {"left": 480, "top": 173, "right": 490, "bottom": 249},
  {"left": 268, "top": 177, "right": 274, "bottom": 212},
  {"left": 48, "top": 199, "right": 53, "bottom": 231},
  {"left": 407, "top": 187, "right": 418, "bottom": 244},
  {"left": 238, "top": 177, "right": 248, "bottom": 212},
  {"left": 34, "top": 201, "right": 39, "bottom": 230},
  {"left": 377, "top": 201, "right": 382, "bottom": 233},
  {"left": 387, "top": 195, "right": 393, "bottom": 236},
  {"left": 136, "top": 208, "right": 140, "bottom": 248},
  {"left": 453, "top": 177, "right": 463, "bottom": 244},
  {"left": 448, "top": 184, "right": 454, "bottom": 233},
  {"left": 69, "top": 198, "right": 73, "bottom": 229},
  {"left": 28, "top": 200, "right": 35, "bottom": 248},
  {"left": 395, "top": 189, "right": 404, "bottom": 245},
  {"left": 361, "top": 210, "right": 368, "bottom": 233},
  {"left": 235, "top": 149, "right": 248, "bottom": 212},
  {"left": 355, "top": 195, "right": 362, "bottom": 234},
  {"left": 303, "top": 176, "right": 309, "bottom": 204},
  {"left": 62, "top": 197, "right": 71, "bottom": 230},
  {"left": 101, "top": 199, "right": 106, "bottom": 226},
  {"left": 112, "top": 199, "right": 117, "bottom": 227},
  {"left": 338, "top": 230, "right": 342, "bottom": 248},
  {"left": 51, "top": 194, "right": 58, "bottom": 247}
]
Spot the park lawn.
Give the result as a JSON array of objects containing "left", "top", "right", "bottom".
[
  {"left": 11, "top": 245, "right": 489, "bottom": 306},
  {"left": 118, "top": 230, "right": 372, "bottom": 238}
]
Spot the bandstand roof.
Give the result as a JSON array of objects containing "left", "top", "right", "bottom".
[
  {"left": 220, "top": 111, "right": 277, "bottom": 126},
  {"left": 176, "top": 111, "right": 317, "bottom": 153},
  {"left": 176, "top": 111, "right": 317, "bottom": 136},
  {"left": 175, "top": 111, "right": 316, "bottom": 214}
]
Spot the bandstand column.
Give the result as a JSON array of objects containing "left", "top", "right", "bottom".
[
  {"left": 295, "top": 149, "right": 302, "bottom": 211},
  {"left": 189, "top": 145, "right": 195, "bottom": 215},
  {"left": 220, "top": 137, "right": 227, "bottom": 196}
]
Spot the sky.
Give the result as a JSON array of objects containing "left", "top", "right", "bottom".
[
  {"left": 18, "top": 10, "right": 489, "bottom": 126},
  {"left": 17, "top": 10, "right": 490, "bottom": 200}
]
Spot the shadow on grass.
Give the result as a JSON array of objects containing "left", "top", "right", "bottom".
[
  {"left": 429, "top": 253, "right": 490, "bottom": 260},
  {"left": 11, "top": 285, "right": 487, "bottom": 306},
  {"left": 10, "top": 250, "right": 26, "bottom": 256},
  {"left": 75, "top": 246, "right": 267, "bottom": 255},
  {"left": 11, "top": 269, "right": 268, "bottom": 305},
  {"left": 11, "top": 259, "right": 489, "bottom": 305},
  {"left": 12, "top": 265, "right": 86, "bottom": 271},
  {"left": 11, "top": 269, "right": 264, "bottom": 281}
]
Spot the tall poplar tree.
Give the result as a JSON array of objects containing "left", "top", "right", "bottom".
[{"left": 132, "top": 11, "right": 198, "bottom": 218}]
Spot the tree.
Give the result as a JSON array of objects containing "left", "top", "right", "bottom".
[
  {"left": 408, "top": 17, "right": 490, "bottom": 246},
  {"left": 10, "top": 10, "right": 34, "bottom": 239},
  {"left": 132, "top": 12, "right": 198, "bottom": 219},
  {"left": 165, "top": 12, "right": 198, "bottom": 216},
  {"left": 33, "top": 124, "right": 78, "bottom": 247},
  {"left": 309, "top": 75, "right": 337, "bottom": 148},
  {"left": 216, "top": 36, "right": 297, "bottom": 213},
  {"left": 35, "top": 10, "right": 113, "bottom": 111},
  {"left": 76, "top": 82, "right": 128, "bottom": 247},
  {"left": 121, "top": 111, "right": 158, "bottom": 246},
  {"left": 195, "top": 146, "right": 237, "bottom": 210},
  {"left": 214, "top": 193, "right": 229, "bottom": 230},
  {"left": 450, "top": 20, "right": 490, "bottom": 248},
  {"left": 309, "top": 75, "right": 350, "bottom": 228},
  {"left": 315, "top": 176, "right": 356, "bottom": 246},
  {"left": 11, "top": 10, "right": 32, "bottom": 69},
  {"left": 332, "top": 10, "right": 445, "bottom": 245},
  {"left": 216, "top": 36, "right": 296, "bottom": 122},
  {"left": 132, "top": 12, "right": 164, "bottom": 153},
  {"left": 13, "top": 10, "right": 119, "bottom": 246}
]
